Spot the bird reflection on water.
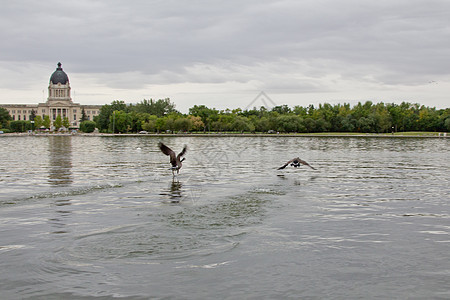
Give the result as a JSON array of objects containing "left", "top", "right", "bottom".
[{"left": 160, "top": 178, "right": 184, "bottom": 203}]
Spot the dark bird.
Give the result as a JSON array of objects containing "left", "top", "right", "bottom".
[
  {"left": 278, "top": 157, "right": 316, "bottom": 170},
  {"left": 158, "top": 142, "right": 187, "bottom": 175}
]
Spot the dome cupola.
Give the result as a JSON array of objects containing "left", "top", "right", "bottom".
[{"left": 49, "top": 62, "right": 69, "bottom": 84}]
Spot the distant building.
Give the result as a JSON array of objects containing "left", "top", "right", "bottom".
[{"left": 0, "top": 62, "right": 102, "bottom": 128}]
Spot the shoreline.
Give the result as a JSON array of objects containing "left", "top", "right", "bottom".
[{"left": 1, "top": 132, "right": 448, "bottom": 138}]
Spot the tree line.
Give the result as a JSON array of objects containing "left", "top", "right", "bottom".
[
  {"left": 1, "top": 98, "right": 449, "bottom": 133},
  {"left": 91, "top": 98, "right": 450, "bottom": 134}
]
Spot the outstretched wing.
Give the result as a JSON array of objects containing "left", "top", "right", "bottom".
[
  {"left": 297, "top": 158, "right": 316, "bottom": 170},
  {"left": 159, "top": 142, "right": 177, "bottom": 166},
  {"left": 177, "top": 145, "right": 187, "bottom": 160},
  {"left": 277, "top": 157, "right": 317, "bottom": 170},
  {"left": 277, "top": 158, "right": 295, "bottom": 170},
  {"left": 158, "top": 142, "right": 175, "bottom": 157}
]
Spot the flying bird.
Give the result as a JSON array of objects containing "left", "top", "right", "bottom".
[
  {"left": 158, "top": 142, "right": 187, "bottom": 175},
  {"left": 278, "top": 157, "right": 316, "bottom": 170}
]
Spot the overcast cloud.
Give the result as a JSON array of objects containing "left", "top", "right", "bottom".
[{"left": 1, "top": 0, "right": 449, "bottom": 112}]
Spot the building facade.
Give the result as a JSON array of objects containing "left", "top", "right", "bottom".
[{"left": 1, "top": 62, "right": 102, "bottom": 129}]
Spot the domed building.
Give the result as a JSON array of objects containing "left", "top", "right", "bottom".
[{"left": 1, "top": 62, "right": 101, "bottom": 129}]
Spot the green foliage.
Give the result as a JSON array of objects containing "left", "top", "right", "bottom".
[
  {"left": 111, "top": 110, "right": 131, "bottom": 133},
  {"left": 80, "top": 120, "right": 96, "bottom": 133},
  {"left": 33, "top": 115, "right": 43, "bottom": 129},
  {"left": 133, "top": 98, "right": 177, "bottom": 117},
  {"left": 95, "top": 99, "right": 178, "bottom": 132},
  {"left": 0, "top": 107, "right": 12, "bottom": 129},
  {"left": 30, "top": 109, "right": 36, "bottom": 121},
  {"left": 43, "top": 115, "right": 51, "bottom": 129},
  {"left": 96, "top": 100, "right": 129, "bottom": 132},
  {"left": 141, "top": 115, "right": 158, "bottom": 132},
  {"left": 174, "top": 118, "right": 191, "bottom": 132},
  {"left": 62, "top": 117, "right": 70, "bottom": 129},
  {"left": 9, "top": 121, "right": 24, "bottom": 132},
  {"left": 80, "top": 108, "right": 88, "bottom": 122},
  {"left": 53, "top": 115, "right": 62, "bottom": 131},
  {"left": 9, "top": 120, "right": 32, "bottom": 132},
  {"left": 444, "top": 117, "right": 450, "bottom": 131},
  {"left": 92, "top": 100, "right": 448, "bottom": 134}
]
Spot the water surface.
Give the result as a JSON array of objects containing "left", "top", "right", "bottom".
[{"left": 0, "top": 136, "right": 449, "bottom": 299}]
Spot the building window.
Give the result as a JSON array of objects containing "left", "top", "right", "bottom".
[
  {"left": 12, "top": 115, "right": 15, "bottom": 120},
  {"left": 42, "top": 109, "right": 45, "bottom": 113},
  {"left": 24, "top": 115, "right": 27, "bottom": 120},
  {"left": 18, "top": 115, "right": 21, "bottom": 120},
  {"left": 74, "top": 114, "right": 77, "bottom": 121}
]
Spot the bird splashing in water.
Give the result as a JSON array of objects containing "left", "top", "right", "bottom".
[{"left": 158, "top": 142, "right": 187, "bottom": 176}]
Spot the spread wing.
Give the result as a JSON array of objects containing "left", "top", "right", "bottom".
[
  {"left": 158, "top": 142, "right": 177, "bottom": 165},
  {"left": 158, "top": 142, "right": 175, "bottom": 157},
  {"left": 297, "top": 158, "right": 316, "bottom": 170},
  {"left": 277, "top": 158, "right": 295, "bottom": 170},
  {"left": 277, "top": 157, "right": 317, "bottom": 170},
  {"left": 177, "top": 145, "right": 187, "bottom": 160}
]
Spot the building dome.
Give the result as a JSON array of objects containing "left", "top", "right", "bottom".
[{"left": 49, "top": 62, "right": 69, "bottom": 84}]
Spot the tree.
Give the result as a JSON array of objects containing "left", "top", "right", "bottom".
[
  {"left": 80, "top": 121, "right": 96, "bottom": 133},
  {"left": 96, "top": 100, "right": 128, "bottom": 132},
  {"left": 231, "top": 116, "right": 255, "bottom": 132},
  {"left": 272, "top": 105, "right": 291, "bottom": 114},
  {"left": 30, "top": 109, "right": 36, "bottom": 121},
  {"left": 162, "top": 116, "right": 176, "bottom": 132},
  {"left": 133, "top": 98, "right": 177, "bottom": 117},
  {"left": 111, "top": 110, "right": 130, "bottom": 133},
  {"left": 304, "top": 118, "right": 316, "bottom": 133},
  {"left": 255, "top": 116, "right": 271, "bottom": 132},
  {"left": 189, "top": 105, "right": 215, "bottom": 130},
  {"left": 340, "top": 115, "right": 355, "bottom": 132},
  {"left": 33, "top": 115, "right": 43, "bottom": 129},
  {"left": 445, "top": 117, "right": 450, "bottom": 131},
  {"left": 357, "top": 116, "right": 376, "bottom": 133},
  {"left": 0, "top": 107, "right": 12, "bottom": 129},
  {"left": 187, "top": 115, "right": 204, "bottom": 131},
  {"left": 155, "top": 118, "right": 165, "bottom": 133},
  {"left": 141, "top": 115, "right": 158, "bottom": 132},
  {"left": 293, "top": 105, "right": 308, "bottom": 116},
  {"left": 53, "top": 115, "right": 63, "bottom": 131},
  {"left": 174, "top": 117, "right": 192, "bottom": 132},
  {"left": 9, "top": 121, "right": 27, "bottom": 132},
  {"left": 43, "top": 115, "right": 51, "bottom": 129},
  {"left": 276, "top": 115, "right": 302, "bottom": 132},
  {"left": 62, "top": 117, "right": 70, "bottom": 130},
  {"left": 80, "top": 108, "right": 88, "bottom": 122}
]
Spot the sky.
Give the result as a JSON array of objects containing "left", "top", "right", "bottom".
[{"left": 1, "top": 0, "right": 449, "bottom": 113}]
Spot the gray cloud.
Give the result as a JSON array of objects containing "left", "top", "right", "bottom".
[{"left": 1, "top": 0, "right": 449, "bottom": 109}]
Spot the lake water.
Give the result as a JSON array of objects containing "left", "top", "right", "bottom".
[{"left": 0, "top": 135, "right": 449, "bottom": 299}]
